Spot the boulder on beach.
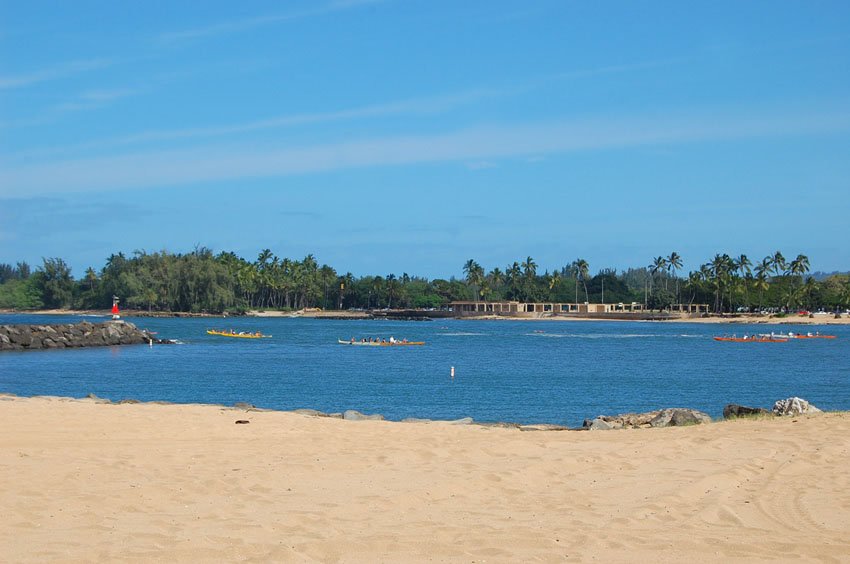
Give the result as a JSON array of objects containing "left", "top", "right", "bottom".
[
  {"left": 772, "top": 397, "right": 822, "bottom": 416},
  {"left": 723, "top": 404, "right": 771, "bottom": 419},
  {"left": 583, "top": 408, "right": 712, "bottom": 430}
]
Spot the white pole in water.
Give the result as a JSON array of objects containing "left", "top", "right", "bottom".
[{"left": 450, "top": 366, "right": 455, "bottom": 379}]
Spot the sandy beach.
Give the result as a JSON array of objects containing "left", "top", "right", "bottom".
[{"left": 1, "top": 396, "right": 848, "bottom": 562}]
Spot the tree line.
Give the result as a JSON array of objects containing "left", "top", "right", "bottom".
[{"left": 1, "top": 248, "right": 849, "bottom": 314}]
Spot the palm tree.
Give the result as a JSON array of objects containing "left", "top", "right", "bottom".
[
  {"left": 648, "top": 256, "right": 667, "bottom": 298},
  {"left": 787, "top": 254, "right": 811, "bottom": 310},
  {"left": 685, "top": 270, "right": 703, "bottom": 306},
  {"left": 801, "top": 276, "right": 817, "bottom": 310},
  {"left": 371, "top": 276, "right": 384, "bottom": 309},
  {"left": 709, "top": 254, "right": 734, "bottom": 313},
  {"left": 573, "top": 258, "right": 590, "bottom": 304},
  {"left": 667, "top": 252, "right": 682, "bottom": 302},
  {"left": 256, "top": 249, "right": 273, "bottom": 269},
  {"left": 488, "top": 268, "right": 504, "bottom": 297},
  {"left": 463, "top": 259, "right": 477, "bottom": 281},
  {"left": 386, "top": 274, "right": 398, "bottom": 308},
  {"left": 734, "top": 254, "right": 752, "bottom": 310},
  {"left": 790, "top": 254, "right": 810, "bottom": 278},
  {"left": 463, "top": 259, "right": 484, "bottom": 301},
  {"left": 771, "top": 251, "right": 787, "bottom": 276},
  {"left": 522, "top": 256, "right": 537, "bottom": 279},
  {"left": 507, "top": 262, "right": 522, "bottom": 300},
  {"left": 84, "top": 267, "right": 98, "bottom": 291},
  {"left": 547, "top": 271, "right": 561, "bottom": 300}
]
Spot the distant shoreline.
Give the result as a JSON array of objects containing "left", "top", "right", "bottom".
[{"left": 2, "top": 308, "right": 848, "bottom": 325}]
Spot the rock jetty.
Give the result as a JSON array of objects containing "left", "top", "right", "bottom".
[{"left": 0, "top": 321, "right": 166, "bottom": 352}]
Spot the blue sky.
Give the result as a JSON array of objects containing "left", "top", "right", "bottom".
[{"left": 2, "top": 0, "right": 849, "bottom": 278}]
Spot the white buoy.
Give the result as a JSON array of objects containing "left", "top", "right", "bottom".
[{"left": 450, "top": 366, "right": 455, "bottom": 379}]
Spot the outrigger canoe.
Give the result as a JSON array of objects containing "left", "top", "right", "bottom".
[
  {"left": 338, "top": 339, "right": 424, "bottom": 346},
  {"left": 778, "top": 334, "right": 837, "bottom": 340},
  {"left": 207, "top": 330, "right": 272, "bottom": 339},
  {"left": 713, "top": 337, "right": 788, "bottom": 343}
]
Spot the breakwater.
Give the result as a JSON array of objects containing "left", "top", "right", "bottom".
[{"left": 0, "top": 321, "right": 164, "bottom": 352}]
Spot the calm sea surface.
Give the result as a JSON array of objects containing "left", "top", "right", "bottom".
[{"left": 1, "top": 313, "right": 848, "bottom": 427}]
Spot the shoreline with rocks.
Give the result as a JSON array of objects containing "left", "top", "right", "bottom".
[{"left": 0, "top": 391, "right": 827, "bottom": 431}]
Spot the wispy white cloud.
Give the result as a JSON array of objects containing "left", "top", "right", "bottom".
[
  {"left": 0, "top": 58, "right": 114, "bottom": 90},
  {"left": 52, "top": 88, "right": 140, "bottom": 113},
  {"left": 156, "top": 0, "right": 388, "bottom": 45},
  {"left": 3, "top": 106, "right": 848, "bottom": 197},
  {"left": 3, "top": 86, "right": 509, "bottom": 158}
]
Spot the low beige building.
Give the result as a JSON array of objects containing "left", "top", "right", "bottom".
[{"left": 450, "top": 301, "right": 709, "bottom": 316}]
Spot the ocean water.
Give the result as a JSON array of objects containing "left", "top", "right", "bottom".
[{"left": 1, "top": 313, "right": 848, "bottom": 427}]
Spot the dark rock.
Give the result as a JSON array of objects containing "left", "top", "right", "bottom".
[
  {"left": 670, "top": 410, "right": 704, "bottom": 426},
  {"left": 723, "top": 404, "right": 771, "bottom": 419},
  {"left": 235, "top": 420, "right": 250, "bottom": 424},
  {"left": 584, "top": 417, "right": 615, "bottom": 431}
]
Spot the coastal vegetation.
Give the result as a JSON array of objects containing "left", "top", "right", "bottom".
[{"left": 1, "top": 249, "right": 849, "bottom": 314}]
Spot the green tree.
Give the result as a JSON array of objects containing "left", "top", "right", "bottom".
[{"left": 34, "top": 257, "right": 74, "bottom": 308}]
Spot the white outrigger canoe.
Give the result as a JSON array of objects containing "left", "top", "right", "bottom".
[{"left": 338, "top": 339, "right": 424, "bottom": 347}]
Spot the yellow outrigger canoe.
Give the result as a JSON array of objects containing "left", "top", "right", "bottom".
[{"left": 207, "top": 330, "right": 272, "bottom": 339}]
